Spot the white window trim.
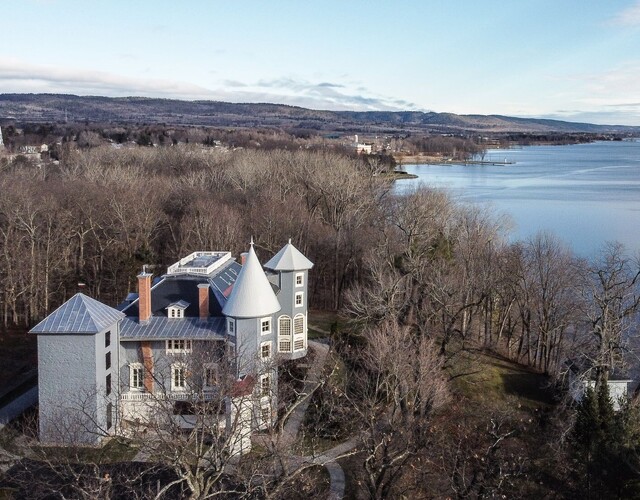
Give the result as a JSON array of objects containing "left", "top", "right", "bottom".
[
  {"left": 227, "top": 318, "right": 235, "bottom": 335},
  {"left": 168, "top": 307, "right": 184, "bottom": 319},
  {"left": 260, "top": 317, "right": 272, "bottom": 335},
  {"left": 166, "top": 339, "right": 193, "bottom": 354},
  {"left": 260, "top": 374, "right": 271, "bottom": 397},
  {"left": 260, "top": 341, "right": 272, "bottom": 360},
  {"left": 295, "top": 272, "right": 304, "bottom": 288},
  {"left": 261, "top": 404, "right": 271, "bottom": 427},
  {"left": 294, "top": 292, "right": 304, "bottom": 308},
  {"left": 130, "top": 362, "right": 144, "bottom": 390},
  {"left": 171, "top": 363, "right": 187, "bottom": 392}
]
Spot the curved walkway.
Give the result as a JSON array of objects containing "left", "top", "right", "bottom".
[{"left": 284, "top": 340, "right": 358, "bottom": 499}]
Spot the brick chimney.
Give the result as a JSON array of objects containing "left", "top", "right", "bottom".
[
  {"left": 138, "top": 268, "right": 152, "bottom": 323},
  {"left": 240, "top": 252, "right": 248, "bottom": 265},
  {"left": 198, "top": 283, "right": 209, "bottom": 320}
]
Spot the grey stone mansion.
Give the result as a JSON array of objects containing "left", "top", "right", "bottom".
[{"left": 30, "top": 240, "right": 313, "bottom": 452}]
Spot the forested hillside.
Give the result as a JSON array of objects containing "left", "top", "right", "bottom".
[{"left": 1, "top": 143, "right": 639, "bottom": 497}]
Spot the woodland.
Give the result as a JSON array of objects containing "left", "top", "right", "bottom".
[{"left": 0, "top": 132, "right": 640, "bottom": 498}]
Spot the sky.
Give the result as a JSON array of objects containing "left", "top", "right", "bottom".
[{"left": 2, "top": 1, "right": 640, "bottom": 125}]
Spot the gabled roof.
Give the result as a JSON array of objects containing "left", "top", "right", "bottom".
[
  {"left": 30, "top": 293, "right": 125, "bottom": 335},
  {"left": 264, "top": 240, "right": 314, "bottom": 271},
  {"left": 222, "top": 244, "right": 281, "bottom": 318},
  {"left": 166, "top": 300, "right": 190, "bottom": 310}
]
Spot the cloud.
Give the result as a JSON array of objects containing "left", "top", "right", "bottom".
[
  {"left": 611, "top": 1, "right": 640, "bottom": 25},
  {"left": 0, "top": 58, "right": 215, "bottom": 98},
  {"left": 0, "top": 58, "right": 419, "bottom": 112}
]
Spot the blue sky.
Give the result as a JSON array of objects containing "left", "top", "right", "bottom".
[{"left": 2, "top": 1, "right": 640, "bottom": 125}]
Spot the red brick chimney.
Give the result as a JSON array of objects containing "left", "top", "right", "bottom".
[
  {"left": 240, "top": 252, "right": 248, "bottom": 265},
  {"left": 198, "top": 283, "right": 209, "bottom": 320},
  {"left": 138, "top": 268, "right": 152, "bottom": 323}
]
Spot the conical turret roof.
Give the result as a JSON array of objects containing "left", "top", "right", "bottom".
[
  {"left": 222, "top": 243, "right": 281, "bottom": 318},
  {"left": 264, "top": 240, "right": 314, "bottom": 271}
]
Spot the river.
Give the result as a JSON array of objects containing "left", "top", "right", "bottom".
[{"left": 395, "top": 140, "right": 640, "bottom": 257}]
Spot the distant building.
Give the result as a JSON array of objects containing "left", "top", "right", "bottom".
[
  {"left": 30, "top": 240, "right": 314, "bottom": 452},
  {"left": 567, "top": 361, "right": 632, "bottom": 411},
  {"left": 354, "top": 134, "right": 374, "bottom": 155}
]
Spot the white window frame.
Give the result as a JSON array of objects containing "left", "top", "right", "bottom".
[
  {"left": 295, "top": 272, "right": 304, "bottom": 287},
  {"left": 203, "top": 363, "right": 218, "bottom": 390},
  {"left": 171, "top": 363, "right": 187, "bottom": 392},
  {"left": 260, "top": 374, "right": 270, "bottom": 397},
  {"left": 260, "top": 317, "right": 271, "bottom": 335},
  {"left": 261, "top": 404, "right": 271, "bottom": 427},
  {"left": 293, "top": 313, "right": 306, "bottom": 352},
  {"left": 278, "top": 315, "right": 292, "bottom": 353},
  {"left": 294, "top": 292, "right": 303, "bottom": 308},
  {"left": 168, "top": 307, "right": 184, "bottom": 319},
  {"left": 260, "top": 341, "right": 272, "bottom": 359},
  {"left": 130, "top": 363, "right": 144, "bottom": 390},
  {"left": 227, "top": 318, "right": 235, "bottom": 335},
  {"left": 166, "top": 339, "right": 192, "bottom": 354}
]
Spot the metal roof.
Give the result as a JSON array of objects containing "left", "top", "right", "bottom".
[
  {"left": 30, "top": 293, "right": 125, "bottom": 335},
  {"left": 166, "top": 300, "right": 190, "bottom": 310},
  {"left": 264, "top": 240, "right": 314, "bottom": 271},
  {"left": 120, "top": 316, "right": 226, "bottom": 340},
  {"left": 222, "top": 244, "right": 281, "bottom": 318}
]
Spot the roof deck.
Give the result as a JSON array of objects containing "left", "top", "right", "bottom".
[{"left": 167, "top": 251, "right": 232, "bottom": 276}]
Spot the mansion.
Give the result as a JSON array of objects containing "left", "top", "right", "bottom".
[{"left": 30, "top": 240, "right": 313, "bottom": 452}]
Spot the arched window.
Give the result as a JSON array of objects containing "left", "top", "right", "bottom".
[
  {"left": 278, "top": 315, "right": 292, "bottom": 352},
  {"left": 293, "top": 314, "right": 305, "bottom": 351}
]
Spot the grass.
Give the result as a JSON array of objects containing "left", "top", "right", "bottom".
[
  {"left": 449, "top": 349, "right": 555, "bottom": 411},
  {"left": 308, "top": 309, "right": 341, "bottom": 339}
]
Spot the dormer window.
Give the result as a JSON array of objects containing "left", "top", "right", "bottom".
[{"left": 166, "top": 300, "right": 189, "bottom": 319}]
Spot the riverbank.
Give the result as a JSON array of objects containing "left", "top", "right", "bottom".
[{"left": 394, "top": 154, "right": 514, "bottom": 166}]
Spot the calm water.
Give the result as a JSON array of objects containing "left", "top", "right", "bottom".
[{"left": 397, "top": 140, "right": 640, "bottom": 257}]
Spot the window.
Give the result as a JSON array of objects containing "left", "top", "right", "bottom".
[
  {"left": 261, "top": 317, "right": 271, "bottom": 335},
  {"left": 295, "top": 273, "right": 304, "bottom": 287},
  {"left": 172, "top": 364, "right": 187, "bottom": 391},
  {"left": 279, "top": 340, "right": 292, "bottom": 352},
  {"left": 106, "top": 374, "right": 111, "bottom": 396},
  {"left": 228, "top": 319, "right": 235, "bottom": 334},
  {"left": 261, "top": 405, "right": 271, "bottom": 427},
  {"left": 279, "top": 316, "right": 291, "bottom": 336},
  {"left": 166, "top": 339, "right": 192, "bottom": 354},
  {"left": 105, "top": 331, "right": 111, "bottom": 348},
  {"left": 294, "top": 315, "right": 304, "bottom": 335},
  {"left": 261, "top": 342, "right": 271, "bottom": 359},
  {"left": 260, "top": 374, "right": 270, "bottom": 397},
  {"left": 204, "top": 363, "right": 218, "bottom": 389},
  {"left": 168, "top": 307, "right": 184, "bottom": 319},
  {"left": 106, "top": 402, "right": 113, "bottom": 430},
  {"left": 295, "top": 292, "right": 303, "bottom": 307},
  {"left": 105, "top": 351, "right": 111, "bottom": 370},
  {"left": 278, "top": 316, "right": 292, "bottom": 353},
  {"left": 130, "top": 363, "right": 143, "bottom": 390}
]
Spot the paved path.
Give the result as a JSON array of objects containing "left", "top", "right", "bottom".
[
  {"left": 0, "top": 386, "right": 38, "bottom": 430},
  {"left": 281, "top": 340, "right": 329, "bottom": 447},
  {"left": 284, "top": 341, "right": 358, "bottom": 500}
]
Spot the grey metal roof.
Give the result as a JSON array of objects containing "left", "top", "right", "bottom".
[
  {"left": 30, "top": 293, "right": 125, "bottom": 335},
  {"left": 120, "top": 316, "right": 226, "bottom": 340},
  {"left": 264, "top": 240, "right": 314, "bottom": 271},
  {"left": 166, "top": 300, "right": 190, "bottom": 310}
]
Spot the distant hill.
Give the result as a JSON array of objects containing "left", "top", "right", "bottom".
[{"left": 1, "top": 93, "right": 638, "bottom": 135}]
